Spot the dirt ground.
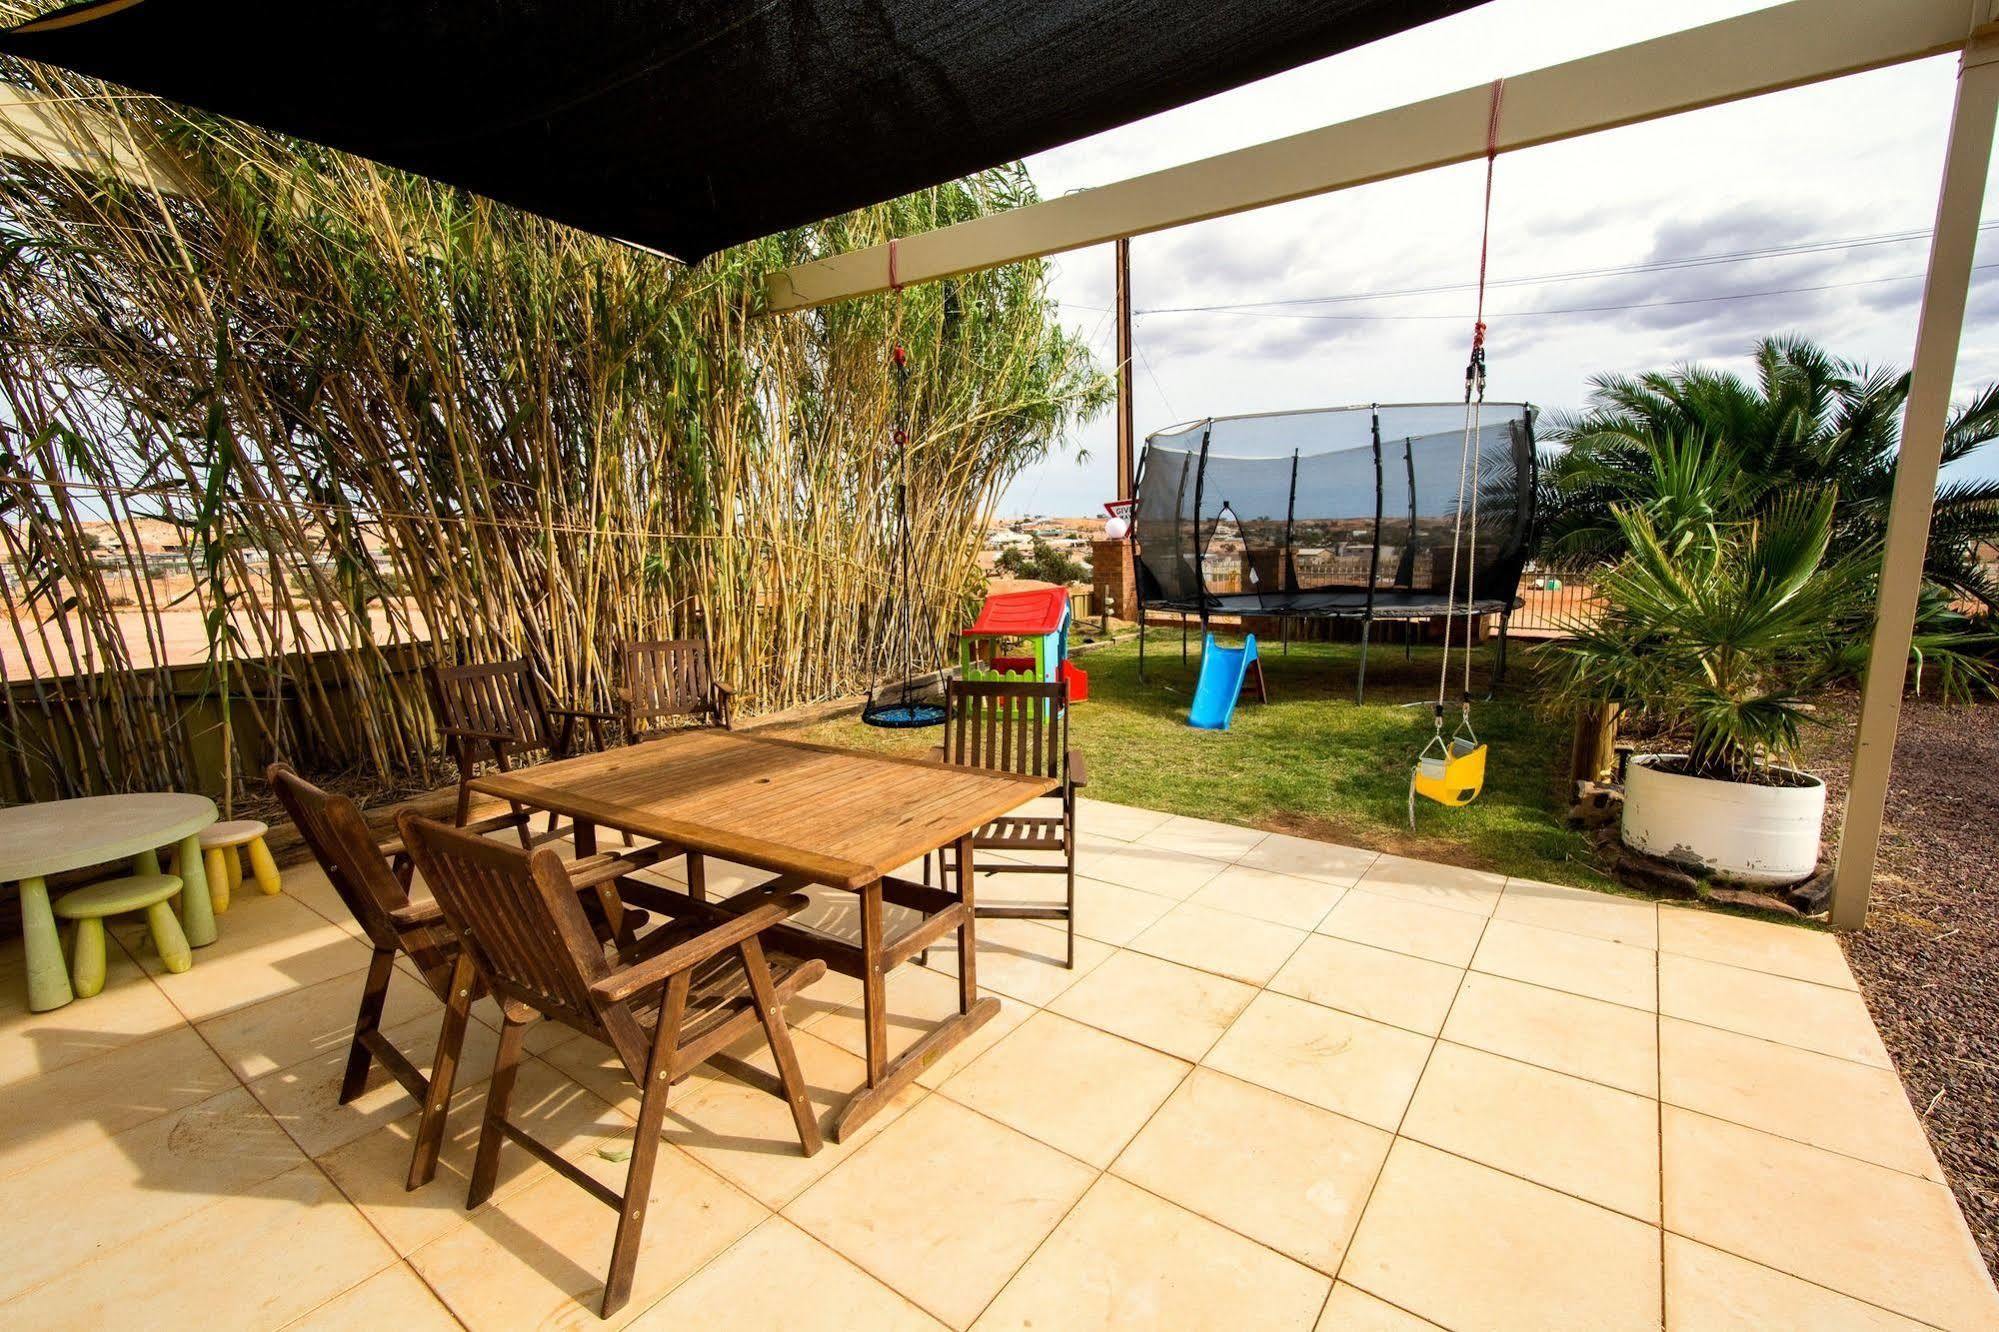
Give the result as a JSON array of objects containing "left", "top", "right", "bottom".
[{"left": 1801, "top": 691, "right": 1999, "bottom": 1281}]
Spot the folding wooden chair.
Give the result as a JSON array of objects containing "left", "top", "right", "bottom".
[
  {"left": 396, "top": 812, "right": 824, "bottom": 1319},
  {"left": 928, "top": 678, "right": 1087, "bottom": 967},
  {"left": 426, "top": 656, "right": 618, "bottom": 835},
  {"left": 619, "top": 638, "right": 733, "bottom": 741}
]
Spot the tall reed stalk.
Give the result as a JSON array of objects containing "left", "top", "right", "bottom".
[{"left": 0, "top": 45, "right": 1109, "bottom": 806}]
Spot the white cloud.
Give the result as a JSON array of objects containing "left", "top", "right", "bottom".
[{"left": 999, "top": 0, "right": 1994, "bottom": 515}]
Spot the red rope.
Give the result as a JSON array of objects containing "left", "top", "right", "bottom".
[{"left": 1470, "top": 78, "right": 1505, "bottom": 358}]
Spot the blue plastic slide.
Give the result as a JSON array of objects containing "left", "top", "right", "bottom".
[{"left": 1187, "top": 633, "right": 1261, "bottom": 730}]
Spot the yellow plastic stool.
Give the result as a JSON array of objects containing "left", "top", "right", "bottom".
[
  {"left": 196, "top": 820, "right": 282, "bottom": 913},
  {"left": 54, "top": 874, "right": 190, "bottom": 996}
]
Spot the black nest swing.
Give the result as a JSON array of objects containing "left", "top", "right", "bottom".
[{"left": 862, "top": 325, "right": 948, "bottom": 730}]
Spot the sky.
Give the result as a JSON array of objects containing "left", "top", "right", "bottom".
[{"left": 996, "top": 0, "right": 1999, "bottom": 517}]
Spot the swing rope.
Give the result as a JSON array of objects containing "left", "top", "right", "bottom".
[{"left": 1425, "top": 78, "right": 1504, "bottom": 764}]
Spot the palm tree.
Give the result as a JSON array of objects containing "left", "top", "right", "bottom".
[{"left": 1540, "top": 334, "right": 1999, "bottom": 612}]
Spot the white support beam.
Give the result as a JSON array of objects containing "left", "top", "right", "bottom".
[
  {"left": 0, "top": 85, "right": 186, "bottom": 195},
  {"left": 766, "top": 0, "right": 1990, "bottom": 312},
  {"left": 1830, "top": 34, "right": 1999, "bottom": 931}
]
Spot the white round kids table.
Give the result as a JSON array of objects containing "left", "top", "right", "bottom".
[{"left": 0, "top": 793, "right": 218, "bottom": 1010}]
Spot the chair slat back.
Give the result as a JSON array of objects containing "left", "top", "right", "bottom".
[
  {"left": 623, "top": 639, "right": 716, "bottom": 736},
  {"left": 428, "top": 657, "right": 551, "bottom": 754},
  {"left": 396, "top": 815, "right": 610, "bottom": 1034},
  {"left": 944, "top": 679, "right": 1067, "bottom": 781},
  {"left": 266, "top": 764, "right": 458, "bottom": 983}
]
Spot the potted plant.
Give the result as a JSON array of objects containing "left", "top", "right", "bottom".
[{"left": 1545, "top": 481, "right": 1860, "bottom": 885}]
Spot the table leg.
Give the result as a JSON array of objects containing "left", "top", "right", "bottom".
[
  {"left": 14, "top": 877, "right": 73, "bottom": 1011},
  {"left": 955, "top": 833, "right": 978, "bottom": 1014},
  {"left": 173, "top": 833, "right": 218, "bottom": 948},
  {"left": 859, "top": 881, "right": 888, "bottom": 1085},
  {"left": 833, "top": 861, "right": 998, "bottom": 1143},
  {"left": 572, "top": 819, "right": 598, "bottom": 856},
  {"left": 132, "top": 848, "right": 162, "bottom": 875}
]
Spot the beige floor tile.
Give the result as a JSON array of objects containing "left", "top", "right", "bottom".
[
  {"left": 973, "top": 1174, "right": 1330, "bottom": 1332},
  {"left": 0, "top": 946, "right": 185, "bottom": 1083},
  {"left": 279, "top": 859, "right": 370, "bottom": 942},
  {"left": 1202, "top": 991, "right": 1431, "bottom": 1131},
  {"left": 630, "top": 1216, "right": 945, "bottom": 1330},
  {"left": 1659, "top": 1017, "right": 1939, "bottom": 1181},
  {"left": 289, "top": 1261, "right": 463, "bottom": 1331},
  {"left": 1344, "top": 1139, "right": 1662, "bottom": 1332},
  {"left": 787, "top": 1095, "right": 1094, "bottom": 1330},
  {"left": 1317, "top": 889, "right": 1487, "bottom": 967},
  {"left": 1662, "top": 1107, "right": 1999, "bottom": 1330},
  {"left": 1355, "top": 853, "right": 1506, "bottom": 916},
  {"left": 1657, "top": 906, "right": 1855, "bottom": 989},
  {"left": 410, "top": 1136, "right": 765, "bottom": 1330},
  {"left": 1113, "top": 1067, "right": 1389, "bottom": 1274},
  {"left": 319, "top": 1055, "right": 626, "bottom": 1255},
  {"left": 1443, "top": 972, "right": 1658, "bottom": 1096},
  {"left": 0, "top": 1025, "right": 236, "bottom": 1180},
  {"left": 0, "top": 1085, "right": 308, "bottom": 1302},
  {"left": 122, "top": 893, "right": 375, "bottom": 1021},
  {"left": 1664, "top": 1235, "right": 1930, "bottom": 1331},
  {"left": 1317, "top": 1284, "right": 1445, "bottom": 1330},
  {"left": 922, "top": 916, "right": 1111, "bottom": 1006},
  {"left": 1497, "top": 877, "right": 1658, "bottom": 948},
  {"left": 1236, "top": 831, "right": 1378, "bottom": 885},
  {"left": 1048, "top": 950, "right": 1257, "bottom": 1061},
  {"left": 1188, "top": 863, "right": 1348, "bottom": 929},
  {"left": 249, "top": 1009, "right": 502, "bottom": 1157},
  {"left": 4, "top": 1162, "right": 395, "bottom": 1329},
  {"left": 1128, "top": 899, "right": 1308, "bottom": 985},
  {"left": 1079, "top": 840, "right": 1229, "bottom": 899},
  {"left": 669, "top": 1028, "right": 925, "bottom": 1208},
  {"left": 198, "top": 963, "right": 440, "bottom": 1080},
  {"left": 1068, "top": 876, "right": 1179, "bottom": 945},
  {"left": 1137, "top": 813, "right": 1270, "bottom": 861},
  {"left": 1402, "top": 1042, "right": 1659, "bottom": 1222},
  {"left": 1075, "top": 797, "right": 1175, "bottom": 842},
  {"left": 942, "top": 1010, "right": 1188, "bottom": 1166},
  {"left": 810, "top": 962, "right": 995, "bottom": 1070},
  {"left": 1471, "top": 916, "right": 1657, "bottom": 1010},
  {"left": 1658, "top": 953, "right": 1889, "bottom": 1069},
  {"left": 1268, "top": 934, "right": 1463, "bottom": 1036}
]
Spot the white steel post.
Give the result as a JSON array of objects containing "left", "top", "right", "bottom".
[{"left": 1831, "top": 32, "right": 1999, "bottom": 930}]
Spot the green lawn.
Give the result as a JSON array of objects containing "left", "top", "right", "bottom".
[{"left": 772, "top": 633, "right": 1610, "bottom": 889}]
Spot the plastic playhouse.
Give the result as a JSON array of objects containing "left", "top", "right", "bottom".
[{"left": 959, "top": 585, "right": 1088, "bottom": 701}]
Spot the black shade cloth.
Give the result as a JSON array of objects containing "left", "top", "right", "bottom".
[
  {"left": 1133, "top": 403, "right": 1537, "bottom": 619},
  {"left": 0, "top": 0, "right": 1484, "bottom": 262}
]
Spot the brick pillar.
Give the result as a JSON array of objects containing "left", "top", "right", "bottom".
[{"left": 1091, "top": 539, "right": 1137, "bottom": 621}]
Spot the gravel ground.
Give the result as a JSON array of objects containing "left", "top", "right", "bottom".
[{"left": 1801, "top": 691, "right": 1999, "bottom": 1282}]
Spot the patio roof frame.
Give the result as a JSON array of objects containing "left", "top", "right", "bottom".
[{"left": 766, "top": 0, "right": 1999, "bottom": 931}]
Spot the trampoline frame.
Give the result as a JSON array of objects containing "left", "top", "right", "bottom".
[{"left": 1128, "top": 402, "right": 1537, "bottom": 702}]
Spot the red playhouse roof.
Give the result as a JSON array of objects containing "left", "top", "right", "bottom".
[{"left": 965, "top": 586, "right": 1069, "bottom": 637}]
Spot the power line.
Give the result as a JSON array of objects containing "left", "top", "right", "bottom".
[
  {"left": 1133, "top": 264, "right": 1999, "bottom": 323},
  {"left": 1064, "top": 220, "right": 1999, "bottom": 320}
]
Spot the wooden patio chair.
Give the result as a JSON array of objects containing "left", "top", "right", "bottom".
[
  {"left": 268, "top": 764, "right": 658, "bottom": 1117},
  {"left": 425, "top": 656, "right": 619, "bottom": 837},
  {"left": 395, "top": 812, "right": 824, "bottom": 1319},
  {"left": 619, "top": 638, "right": 733, "bottom": 741},
  {"left": 927, "top": 678, "right": 1086, "bottom": 967}
]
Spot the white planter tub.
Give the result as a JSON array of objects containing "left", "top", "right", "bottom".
[{"left": 1621, "top": 753, "right": 1826, "bottom": 886}]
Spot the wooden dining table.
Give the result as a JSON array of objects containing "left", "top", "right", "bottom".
[{"left": 471, "top": 729, "right": 1056, "bottom": 1139}]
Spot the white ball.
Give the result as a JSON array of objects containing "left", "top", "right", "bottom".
[{"left": 1103, "top": 516, "right": 1129, "bottom": 540}]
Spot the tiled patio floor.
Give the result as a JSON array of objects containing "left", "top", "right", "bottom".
[{"left": 1, "top": 797, "right": 1994, "bottom": 1330}]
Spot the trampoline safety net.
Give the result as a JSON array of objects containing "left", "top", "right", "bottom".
[{"left": 1131, "top": 403, "right": 1537, "bottom": 621}]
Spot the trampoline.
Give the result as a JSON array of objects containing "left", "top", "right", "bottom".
[{"left": 1130, "top": 402, "right": 1537, "bottom": 699}]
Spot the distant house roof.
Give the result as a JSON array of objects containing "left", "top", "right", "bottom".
[{"left": 0, "top": 0, "right": 1483, "bottom": 262}]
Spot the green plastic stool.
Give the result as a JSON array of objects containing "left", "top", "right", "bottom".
[{"left": 53, "top": 874, "right": 190, "bottom": 997}]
